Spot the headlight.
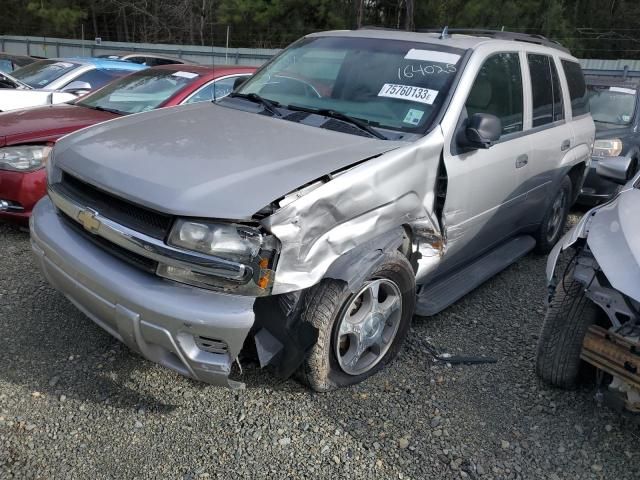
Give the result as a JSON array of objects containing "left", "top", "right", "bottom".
[
  {"left": 161, "top": 220, "right": 278, "bottom": 296},
  {"left": 593, "top": 139, "right": 623, "bottom": 157},
  {"left": 168, "top": 220, "right": 263, "bottom": 263},
  {"left": 0, "top": 145, "right": 52, "bottom": 172}
]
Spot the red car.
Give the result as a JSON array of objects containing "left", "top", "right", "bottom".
[{"left": 0, "top": 64, "right": 255, "bottom": 224}]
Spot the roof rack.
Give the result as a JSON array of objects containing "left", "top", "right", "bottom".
[{"left": 416, "top": 28, "right": 570, "bottom": 53}]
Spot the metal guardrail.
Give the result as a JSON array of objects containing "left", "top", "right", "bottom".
[
  {"left": 0, "top": 35, "right": 280, "bottom": 66},
  {"left": 2, "top": 35, "right": 639, "bottom": 71}
]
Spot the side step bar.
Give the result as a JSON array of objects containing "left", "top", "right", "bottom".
[
  {"left": 581, "top": 325, "right": 640, "bottom": 391},
  {"left": 415, "top": 235, "right": 536, "bottom": 316}
]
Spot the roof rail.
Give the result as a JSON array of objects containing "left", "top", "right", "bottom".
[{"left": 416, "top": 28, "right": 570, "bottom": 53}]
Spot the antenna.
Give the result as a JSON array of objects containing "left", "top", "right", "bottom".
[
  {"left": 210, "top": 1, "right": 216, "bottom": 102},
  {"left": 439, "top": 26, "right": 449, "bottom": 39}
]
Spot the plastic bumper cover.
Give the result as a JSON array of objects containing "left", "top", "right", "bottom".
[{"left": 30, "top": 197, "right": 255, "bottom": 388}]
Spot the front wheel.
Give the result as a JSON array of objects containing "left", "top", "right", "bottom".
[
  {"left": 534, "top": 176, "right": 572, "bottom": 253},
  {"left": 297, "top": 251, "right": 416, "bottom": 392}
]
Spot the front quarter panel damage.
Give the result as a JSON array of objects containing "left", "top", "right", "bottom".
[{"left": 263, "top": 129, "right": 446, "bottom": 295}]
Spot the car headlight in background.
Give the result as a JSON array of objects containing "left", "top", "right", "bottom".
[
  {"left": 593, "top": 139, "right": 623, "bottom": 157},
  {"left": 0, "top": 145, "right": 52, "bottom": 172},
  {"left": 160, "top": 219, "right": 279, "bottom": 296}
]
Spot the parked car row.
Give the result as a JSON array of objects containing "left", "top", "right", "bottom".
[
  {"left": 1, "top": 30, "right": 638, "bottom": 399},
  {"left": 0, "top": 64, "right": 254, "bottom": 222}
]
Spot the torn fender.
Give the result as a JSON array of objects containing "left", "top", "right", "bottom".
[
  {"left": 262, "top": 129, "right": 446, "bottom": 295},
  {"left": 545, "top": 210, "right": 595, "bottom": 284}
]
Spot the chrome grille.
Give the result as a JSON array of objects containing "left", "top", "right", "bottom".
[{"left": 56, "top": 171, "right": 173, "bottom": 240}]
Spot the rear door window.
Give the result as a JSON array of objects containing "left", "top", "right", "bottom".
[
  {"left": 527, "top": 54, "right": 564, "bottom": 127},
  {"left": 465, "top": 52, "right": 524, "bottom": 136},
  {"left": 561, "top": 60, "right": 589, "bottom": 117}
]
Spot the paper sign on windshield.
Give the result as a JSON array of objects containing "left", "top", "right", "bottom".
[
  {"left": 173, "top": 71, "right": 199, "bottom": 79},
  {"left": 609, "top": 86, "right": 637, "bottom": 95},
  {"left": 378, "top": 83, "right": 438, "bottom": 105},
  {"left": 404, "top": 49, "right": 460, "bottom": 65}
]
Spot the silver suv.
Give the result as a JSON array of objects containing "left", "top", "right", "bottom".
[{"left": 30, "top": 29, "right": 595, "bottom": 390}]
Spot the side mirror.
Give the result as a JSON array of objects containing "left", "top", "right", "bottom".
[
  {"left": 233, "top": 76, "right": 247, "bottom": 91},
  {"left": 596, "top": 156, "right": 635, "bottom": 185},
  {"left": 61, "top": 81, "right": 92, "bottom": 96},
  {"left": 460, "top": 113, "right": 502, "bottom": 149}
]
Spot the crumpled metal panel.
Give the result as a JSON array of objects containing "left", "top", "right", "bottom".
[
  {"left": 546, "top": 173, "right": 640, "bottom": 303},
  {"left": 586, "top": 183, "right": 640, "bottom": 301},
  {"left": 263, "top": 129, "right": 446, "bottom": 295}
]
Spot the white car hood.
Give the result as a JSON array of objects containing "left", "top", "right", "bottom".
[{"left": 0, "top": 90, "right": 77, "bottom": 112}]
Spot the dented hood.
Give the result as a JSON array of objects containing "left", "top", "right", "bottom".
[
  {"left": 53, "top": 102, "right": 401, "bottom": 219},
  {"left": 586, "top": 183, "right": 640, "bottom": 301}
]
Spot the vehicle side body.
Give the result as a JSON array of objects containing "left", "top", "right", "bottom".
[
  {"left": 30, "top": 30, "right": 595, "bottom": 389},
  {"left": 0, "top": 58, "right": 146, "bottom": 112},
  {"left": 579, "top": 70, "right": 640, "bottom": 206},
  {"left": 0, "top": 65, "right": 255, "bottom": 224}
]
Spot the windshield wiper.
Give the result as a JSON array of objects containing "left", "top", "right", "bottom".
[
  {"left": 229, "top": 92, "right": 282, "bottom": 117},
  {"left": 81, "top": 105, "right": 126, "bottom": 115},
  {"left": 286, "top": 104, "right": 386, "bottom": 140}
]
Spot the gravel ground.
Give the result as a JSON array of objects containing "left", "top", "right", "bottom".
[{"left": 1, "top": 216, "right": 639, "bottom": 480}]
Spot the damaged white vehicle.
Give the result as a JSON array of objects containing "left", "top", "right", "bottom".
[
  {"left": 538, "top": 160, "right": 640, "bottom": 411},
  {"left": 30, "top": 29, "right": 594, "bottom": 390}
]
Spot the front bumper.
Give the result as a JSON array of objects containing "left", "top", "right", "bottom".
[
  {"left": 0, "top": 168, "right": 47, "bottom": 224},
  {"left": 578, "top": 158, "right": 621, "bottom": 205},
  {"left": 30, "top": 197, "right": 256, "bottom": 388}
]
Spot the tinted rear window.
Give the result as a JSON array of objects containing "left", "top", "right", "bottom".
[
  {"left": 561, "top": 60, "right": 589, "bottom": 117},
  {"left": 528, "top": 54, "right": 564, "bottom": 127}
]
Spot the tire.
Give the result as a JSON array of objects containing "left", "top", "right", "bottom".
[
  {"left": 297, "top": 251, "right": 416, "bottom": 392},
  {"left": 535, "top": 272, "right": 602, "bottom": 389},
  {"left": 534, "top": 176, "right": 572, "bottom": 254}
]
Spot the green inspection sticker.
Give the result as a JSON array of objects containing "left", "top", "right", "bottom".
[{"left": 403, "top": 108, "right": 424, "bottom": 125}]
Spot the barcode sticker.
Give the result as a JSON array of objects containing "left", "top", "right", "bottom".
[{"left": 378, "top": 83, "right": 438, "bottom": 105}]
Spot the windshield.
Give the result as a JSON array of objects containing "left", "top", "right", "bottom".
[
  {"left": 76, "top": 69, "right": 201, "bottom": 114},
  {"left": 11, "top": 60, "right": 79, "bottom": 88},
  {"left": 237, "top": 36, "right": 464, "bottom": 134},
  {"left": 587, "top": 84, "right": 637, "bottom": 125}
]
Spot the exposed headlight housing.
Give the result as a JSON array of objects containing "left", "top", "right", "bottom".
[
  {"left": 160, "top": 220, "right": 278, "bottom": 296},
  {"left": 593, "top": 139, "right": 623, "bottom": 157},
  {"left": 0, "top": 145, "right": 52, "bottom": 172}
]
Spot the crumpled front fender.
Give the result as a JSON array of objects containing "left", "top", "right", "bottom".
[{"left": 263, "top": 130, "right": 445, "bottom": 295}]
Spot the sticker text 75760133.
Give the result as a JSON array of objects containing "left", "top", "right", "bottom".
[{"left": 378, "top": 83, "right": 439, "bottom": 105}]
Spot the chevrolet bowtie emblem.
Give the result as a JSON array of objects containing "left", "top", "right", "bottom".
[{"left": 77, "top": 208, "right": 101, "bottom": 233}]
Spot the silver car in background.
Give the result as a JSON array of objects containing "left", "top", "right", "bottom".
[
  {"left": 30, "top": 29, "right": 595, "bottom": 390},
  {"left": 0, "top": 57, "right": 146, "bottom": 112}
]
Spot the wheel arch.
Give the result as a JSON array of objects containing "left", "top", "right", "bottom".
[
  {"left": 567, "top": 161, "right": 587, "bottom": 204},
  {"left": 322, "top": 227, "right": 414, "bottom": 293}
]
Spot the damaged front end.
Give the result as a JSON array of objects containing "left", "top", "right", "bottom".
[
  {"left": 248, "top": 130, "right": 448, "bottom": 378},
  {"left": 546, "top": 182, "right": 640, "bottom": 411}
]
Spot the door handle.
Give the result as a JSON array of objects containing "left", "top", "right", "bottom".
[
  {"left": 515, "top": 154, "right": 529, "bottom": 168},
  {"left": 561, "top": 139, "right": 571, "bottom": 151}
]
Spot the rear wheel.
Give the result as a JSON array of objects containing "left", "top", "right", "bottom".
[
  {"left": 536, "top": 271, "right": 602, "bottom": 388},
  {"left": 297, "top": 251, "right": 415, "bottom": 392},
  {"left": 534, "top": 176, "right": 572, "bottom": 253}
]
